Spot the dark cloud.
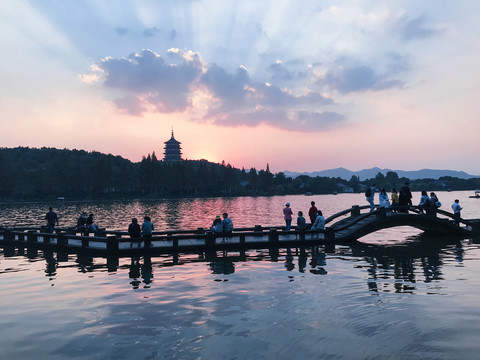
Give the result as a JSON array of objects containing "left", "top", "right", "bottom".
[
  {"left": 324, "top": 65, "right": 405, "bottom": 94},
  {"left": 91, "top": 49, "right": 343, "bottom": 131},
  {"left": 96, "top": 49, "right": 203, "bottom": 114},
  {"left": 209, "top": 108, "right": 345, "bottom": 132},
  {"left": 200, "top": 64, "right": 250, "bottom": 105},
  {"left": 267, "top": 62, "right": 294, "bottom": 81},
  {"left": 400, "top": 16, "right": 440, "bottom": 40}
]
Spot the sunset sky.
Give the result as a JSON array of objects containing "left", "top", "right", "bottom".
[{"left": 1, "top": 1, "right": 479, "bottom": 174}]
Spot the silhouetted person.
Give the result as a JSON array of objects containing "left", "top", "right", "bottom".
[
  {"left": 297, "top": 211, "right": 307, "bottom": 230},
  {"left": 76, "top": 212, "right": 87, "bottom": 233},
  {"left": 45, "top": 207, "right": 59, "bottom": 233},
  {"left": 398, "top": 182, "right": 412, "bottom": 212},
  {"left": 128, "top": 218, "right": 141, "bottom": 247},
  {"left": 283, "top": 202, "right": 293, "bottom": 231},
  {"left": 308, "top": 201, "right": 318, "bottom": 224},
  {"left": 210, "top": 215, "right": 223, "bottom": 233}
]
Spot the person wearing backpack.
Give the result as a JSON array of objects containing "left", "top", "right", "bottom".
[
  {"left": 418, "top": 190, "right": 430, "bottom": 214},
  {"left": 365, "top": 184, "right": 378, "bottom": 212}
]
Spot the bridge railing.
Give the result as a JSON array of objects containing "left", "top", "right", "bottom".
[{"left": 324, "top": 204, "right": 474, "bottom": 233}]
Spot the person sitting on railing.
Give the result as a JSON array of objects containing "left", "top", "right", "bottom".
[
  {"left": 311, "top": 210, "right": 325, "bottom": 232},
  {"left": 210, "top": 216, "right": 223, "bottom": 233},
  {"left": 222, "top": 213, "right": 233, "bottom": 234},
  {"left": 86, "top": 213, "right": 98, "bottom": 232},
  {"left": 418, "top": 191, "right": 431, "bottom": 214},
  {"left": 128, "top": 218, "right": 141, "bottom": 247},
  {"left": 296, "top": 211, "right": 307, "bottom": 230},
  {"left": 142, "top": 216, "right": 154, "bottom": 247},
  {"left": 365, "top": 184, "right": 378, "bottom": 212},
  {"left": 76, "top": 212, "right": 88, "bottom": 233}
]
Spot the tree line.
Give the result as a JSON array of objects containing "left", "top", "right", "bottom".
[{"left": 0, "top": 147, "right": 479, "bottom": 200}]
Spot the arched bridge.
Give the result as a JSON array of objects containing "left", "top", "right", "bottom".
[{"left": 324, "top": 205, "right": 479, "bottom": 242}]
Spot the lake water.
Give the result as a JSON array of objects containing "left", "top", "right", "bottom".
[{"left": 1, "top": 191, "right": 480, "bottom": 359}]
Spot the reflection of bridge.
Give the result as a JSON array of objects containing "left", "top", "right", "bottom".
[{"left": 0, "top": 205, "right": 479, "bottom": 256}]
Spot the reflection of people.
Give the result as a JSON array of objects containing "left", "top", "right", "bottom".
[
  {"left": 142, "top": 216, "right": 154, "bottom": 247},
  {"left": 451, "top": 199, "right": 462, "bottom": 225},
  {"left": 129, "top": 258, "right": 141, "bottom": 289},
  {"left": 210, "top": 215, "right": 223, "bottom": 233},
  {"left": 283, "top": 202, "right": 293, "bottom": 231},
  {"left": 45, "top": 207, "right": 59, "bottom": 233},
  {"left": 141, "top": 257, "right": 153, "bottom": 285},
  {"left": 284, "top": 248, "right": 295, "bottom": 271},
  {"left": 128, "top": 218, "right": 141, "bottom": 247},
  {"left": 296, "top": 211, "right": 307, "bottom": 230},
  {"left": 210, "top": 258, "right": 235, "bottom": 274},
  {"left": 222, "top": 213, "right": 233, "bottom": 233},
  {"left": 308, "top": 201, "right": 318, "bottom": 224}
]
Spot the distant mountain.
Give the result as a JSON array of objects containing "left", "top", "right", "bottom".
[{"left": 282, "top": 167, "right": 479, "bottom": 181}]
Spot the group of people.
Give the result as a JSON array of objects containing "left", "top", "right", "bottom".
[
  {"left": 365, "top": 183, "right": 464, "bottom": 222},
  {"left": 365, "top": 182, "right": 443, "bottom": 212},
  {"left": 209, "top": 213, "right": 234, "bottom": 234},
  {"left": 76, "top": 212, "right": 99, "bottom": 233},
  {"left": 284, "top": 201, "right": 325, "bottom": 232},
  {"left": 128, "top": 216, "right": 154, "bottom": 247}
]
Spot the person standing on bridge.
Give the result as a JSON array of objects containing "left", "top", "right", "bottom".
[
  {"left": 398, "top": 182, "right": 412, "bottom": 212},
  {"left": 283, "top": 203, "right": 293, "bottom": 231},
  {"left": 308, "top": 201, "right": 318, "bottom": 224},
  {"left": 451, "top": 199, "right": 462, "bottom": 225},
  {"left": 45, "top": 207, "right": 59, "bottom": 233},
  {"left": 365, "top": 184, "right": 378, "bottom": 212}
]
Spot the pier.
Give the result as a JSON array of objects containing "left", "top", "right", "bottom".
[{"left": 1, "top": 205, "right": 479, "bottom": 257}]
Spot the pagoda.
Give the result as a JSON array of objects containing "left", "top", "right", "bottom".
[{"left": 163, "top": 129, "right": 182, "bottom": 162}]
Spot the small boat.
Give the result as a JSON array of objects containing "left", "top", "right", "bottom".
[
  {"left": 305, "top": 192, "right": 313, "bottom": 196},
  {"left": 469, "top": 190, "right": 480, "bottom": 198}
]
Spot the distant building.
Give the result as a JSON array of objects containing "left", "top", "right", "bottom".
[{"left": 163, "top": 130, "right": 182, "bottom": 162}]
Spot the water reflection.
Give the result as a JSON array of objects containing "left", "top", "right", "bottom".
[
  {"left": 1, "top": 232, "right": 467, "bottom": 294},
  {"left": 350, "top": 234, "right": 463, "bottom": 293}
]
